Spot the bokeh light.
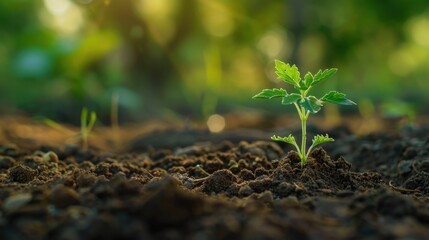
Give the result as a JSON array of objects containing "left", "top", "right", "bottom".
[
  {"left": 207, "top": 114, "right": 226, "bottom": 133},
  {"left": 42, "top": 0, "right": 83, "bottom": 35},
  {"left": 1, "top": 1, "right": 429, "bottom": 123}
]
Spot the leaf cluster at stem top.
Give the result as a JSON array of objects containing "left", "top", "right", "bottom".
[{"left": 253, "top": 60, "right": 356, "bottom": 114}]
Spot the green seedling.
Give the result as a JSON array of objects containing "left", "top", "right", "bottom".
[
  {"left": 228, "top": 163, "right": 239, "bottom": 171},
  {"left": 80, "top": 107, "right": 97, "bottom": 151},
  {"left": 196, "top": 164, "right": 210, "bottom": 177},
  {"left": 253, "top": 60, "right": 356, "bottom": 165}
]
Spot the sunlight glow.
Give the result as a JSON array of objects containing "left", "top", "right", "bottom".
[
  {"left": 408, "top": 16, "right": 429, "bottom": 47},
  {"left": 44, "top": 0, "right": 71, "bottom": 16},
  {"left": 42, "top": 0, "right": 83, "bottom": 35},
  {"left": 74, "top": 0, "right": 93, "bottom": 4},
  {"left": 230, "top": 48, "right": 263, "bottom": 91},
  {"left": 388, "top": 45, "right": 422, "bottom": 76},
  {"left": 199, "top": 2, "right": 235, "bottom": 37},
  {"left": 389, "top": 14, "right": 429, "bottom": 76},
  {"left": 298, "top": 35, "right": 326, "bottom": 69},
  {"left": 257, "top": 29, "right": 288, "bottom": 58},
  {"left": 137, "top": 0, "right": 177, "bottom": 45}
]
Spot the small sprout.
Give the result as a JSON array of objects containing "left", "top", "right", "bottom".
[
  {"left": 196, "top": 164, "right": 210, "bottom": 177},
  {"left": 228, "top": 163, "right": 239, "bottom": 170},
  {"left": 253, "top": 60, "right": 356, "bottom": 165},
  {"left": 381, "top": 99, "right": 416, "bottom": 125},
  {"left": 80, "top": 107, "right": 97, "bottom": 151},
  {"left": 43, "top": 118, "right": 69, "bottom": 132}
]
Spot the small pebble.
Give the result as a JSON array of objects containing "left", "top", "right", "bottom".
[
  {"left": 403, "top": 147, "right": 418, "bottom": 159},
  {"left": 397, "top": 160, "right": 413, "bottom": 175},
  {"left": 0, "top": 156, "right": 16, "bottom": 169},
  {"left": 3, "top": 193, "right": 32, "bottom": 212},
  {"left": 183, "top": 178, "right": 195, "bottom": 189},
  {"left": 43, "top": 151, "right": 60, "bottom": 163}
]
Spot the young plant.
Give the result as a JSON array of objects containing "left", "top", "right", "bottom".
[
  {"left": 253, "top": 60, "right": 356, "bottom": 165},
  {"left": 80, "top": 107, "right": 97, "bottom": 151}
]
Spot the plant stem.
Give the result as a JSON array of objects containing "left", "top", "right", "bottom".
[
  {"left": 300, "top": 108, "right": 308, "bottom": 165},
  {"left": 81, "top": 109, "right": 88, "bottom": 152}
]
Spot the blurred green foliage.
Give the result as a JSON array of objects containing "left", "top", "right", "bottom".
[{"left": 0, "top": 0, "right": 429, "bottom": 122}]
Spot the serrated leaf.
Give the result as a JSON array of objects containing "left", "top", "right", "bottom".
[
  {"left": 282, "top": 93, "right": 301, "bottom": 105},
  {"left": 253, "top": 88, "right": 287, "bottom": 99},
  {"left": 294, "top": 83, "right": 309, "bottom": 91},
  {"left": 311, "top": 134, "right": 334, "bottom": 148},
  {"left": 304, "top": 72, "right": 314, "bottom": 88},
  {"left": 321, "top": 91, "right": 356, "bottom": 105},
  {"left": 274, "top": 60, "right": 300, "bottom": 85},
  {"left": 312, "top": 68, "right": 337, "bottom": 86},
  {"left": 299, "top": 96, "right": 323, "bottom": 113},
  {"left": 271, "top": 134, "right": 297, "bottom": 145}
]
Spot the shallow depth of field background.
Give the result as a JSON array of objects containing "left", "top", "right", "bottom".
[{"left": 0, "top": 0, "right": 429, "bottom": 125}]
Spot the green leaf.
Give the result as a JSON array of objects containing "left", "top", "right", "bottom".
[
  {"left": 87, "top": 111, "right": 97, "bottom": 132},
  {"left": 274, "top": 60, "right": 300, "bottom": 85},
  {"left": 271, "top": 134, "right": 297, "bottom": 145},
  {"left": 321, "top": 91, "right": 356, "bottom": 105},
  {"left": 81, "top": 107, "right": 97, "bottom": 134},
  {"left": 299, "top": 96, "right": 323, "bottom": 113},
  {"left": 294, "top": 83, "right": 309, "bottom": 91},
  {"left": 81, "top": 107, "right": 88, "bottom": 131},
  {"left": 312, "top": 68, "right": 337, "bottom": 86},
  {"left": 304, "top": 72, "right": 314, "bottom": 88},
  {"left": 311, "top": 134, "right": 334, "bottom": 148},
  {"left": 253, "top": 88, "right": 287, "bottom": 99},
  {"left": 282, "top": 93, "right": 301, "bottom": 105}
]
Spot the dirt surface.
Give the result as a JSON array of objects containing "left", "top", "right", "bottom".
[{"left": 0, "top": 117, "right": 429, "bottom": 239}]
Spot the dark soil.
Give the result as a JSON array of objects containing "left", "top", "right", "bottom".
[{"left": 1, "top": 119, "right": 429, "bottom": 239}]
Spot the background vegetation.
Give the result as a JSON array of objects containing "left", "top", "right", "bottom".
[{"left": 1, "top": 0, "right": 428, "bottom": 123}]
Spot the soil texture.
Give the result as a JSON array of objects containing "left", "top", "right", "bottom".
[{"left": 0, "top": 120, "right": 429, "bottom": 239}]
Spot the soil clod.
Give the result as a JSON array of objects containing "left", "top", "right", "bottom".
[
  {"left": 9, "top": 165, "right": 37, "bottom": 183},
  {"left": 1, "top": 125, "right": 429, "bottom": 239}
]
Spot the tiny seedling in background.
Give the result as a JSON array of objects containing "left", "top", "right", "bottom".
[
  {"left": 381, "top": 99, "right": 416, "bottom": 125},
  {"left": 253, "top": 60, "right": 356, "bottom": 165},
  {"left": 111, "top": 93, "right": 122, "bottom": 149},
  {"left": 196, "top": 164, "right": 210, "bottom": 177},
  {"left": 80, "top": 107, "right": 97, "bottom": 151}
]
